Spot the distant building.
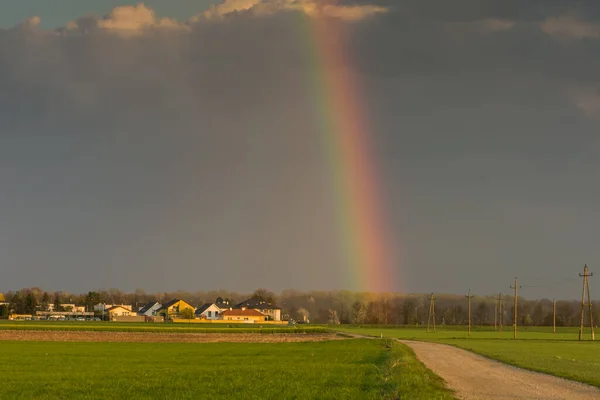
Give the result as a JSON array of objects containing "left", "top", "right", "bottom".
[
  {"left": 195, "top": 303, "right": 222, "bottom": 320},
  {"left": 215, "top": 297, "right": 232, "bottom": 311},
  {"left": 94, "top": 304, "right": 132, "bottom": 313},
  {"left": 137, "top": 301, "right": 162, "bottom": 317},
  {"left": 235, "top": 298, "right": 282, "bottom": 321},
  {"left": 155, "top": 299, "right": 194, "bottom": 319},
  {"left": 48, "top": 304, "right": 85, "bottom": 313},
  {"left": 220, "top": 307, "right": 267, "bottom": 323},
  {"left": 106, "top": 305, "right": 134, "bottom": 319}
]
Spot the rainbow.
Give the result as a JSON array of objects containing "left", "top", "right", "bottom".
[{"left": 305, "top": 14, "right": 397, "bottom": 292}]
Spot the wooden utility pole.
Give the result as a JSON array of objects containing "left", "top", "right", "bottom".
[
  {"left": 553, "top": 299, "right": 556, "bottom": 333},
  {"left": 498, "top": 293, "right": 503, "bottom": 332},
  {"left": 494, "top": 299, "right": 497, "bottom": 331},
  {"left": 427, "top": 293, "right": 436, "bottom": 332},
  {"left": 578, "top": 265, "right": 595, "bottom": 341},
  {"left": 465, "top": 289, "right": 474, "bottom": 338},
  {"left": 510, "top": 277, "right": 522, "bottom": 339}
]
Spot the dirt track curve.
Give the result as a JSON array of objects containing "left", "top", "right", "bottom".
[{"left": 401, "top": 340, "right": 600, "bottom": 400}]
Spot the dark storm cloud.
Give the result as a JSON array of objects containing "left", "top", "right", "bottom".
[{"left": 1, "top": 1, "right": 599, "bottom": 296}]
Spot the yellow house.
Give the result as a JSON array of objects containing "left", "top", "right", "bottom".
[
  {"left": 0, "top": 293, "right": 5, "bottom": 303},
  {"left": 156, "top": 299, "right": 194, "bottom": 319},
  {"left": 106, "top": 305, "right": 134, "bottom": 319},
  {"left": 220, "top": 308, "right": 267, "bottom": 323}
]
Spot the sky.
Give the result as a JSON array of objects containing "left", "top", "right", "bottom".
[{"left": 1, "top": 1, "right": 600, "bottom": 299}]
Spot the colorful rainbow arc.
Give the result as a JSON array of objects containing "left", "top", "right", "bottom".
[{"left": 305, "top": 15, "right": 397, "bottom": 292}]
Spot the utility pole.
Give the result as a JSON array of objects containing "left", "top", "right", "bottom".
[
  {"left": 427, "top": 293, "right": 436, "bottom": 332},
  {"left": 579, "top": 265, "right": 595, "bottom": 341},
  {"left": 465, "top": 289, "right": 474, "bottom": 338},
  {"left": 494, "top": 299, "right": 497, "bottom": 331},
  {"left": 498, "top": 293, "right": 503, "bottom": 332},
  {"left": 510, "top": 277, "right": 522, "bottom": 340},
  {"left": 553, "top": 299, "right": 556, "bottom": 333}
]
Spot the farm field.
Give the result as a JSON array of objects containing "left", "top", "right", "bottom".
[
  {"left": 336, "top": 325, "right": 600, "bottom": 387},
  {"left": 0, "top": 339, "right": 454, "bottom": 400},
  {"left": 0, "top": 320, "right": 325, "bottom": 334}
]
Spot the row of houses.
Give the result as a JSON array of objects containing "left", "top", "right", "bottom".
[
  {"left": 99, "top": 297, "right": 283, "bottom": 323},
  {"left": 0, "top": 293, "right": 284, "bottom": 323}
]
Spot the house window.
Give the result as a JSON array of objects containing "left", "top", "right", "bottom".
[
  {"left": 208, "top": 311, "right": 212, "bottom": 317},
  {"left": 215, "top": 311, "right": 218, "bottom": 317}
]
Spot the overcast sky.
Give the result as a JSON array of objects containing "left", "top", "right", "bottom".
[{"left": 1, "top": 1, "right": 599, "bottom": 299}]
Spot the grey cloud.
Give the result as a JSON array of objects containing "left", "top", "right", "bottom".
[{"left": 1, "top": 1, "right": 600, "bottom": 295}]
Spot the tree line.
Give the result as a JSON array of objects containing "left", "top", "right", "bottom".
[{"left": 1, "top": 287, "right": 598, "bottom": 326}]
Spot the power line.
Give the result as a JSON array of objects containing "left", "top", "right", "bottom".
[{"left": 521, "top": 277, "right": 580, "bottom": 288}]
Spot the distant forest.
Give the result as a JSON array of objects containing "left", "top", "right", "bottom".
[{"left": 1, "top": 287, "right": 598, "bottom": 326}]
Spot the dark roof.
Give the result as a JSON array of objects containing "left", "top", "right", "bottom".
[
  {"left": 138, "top": 301, "right": 160, "bottom": 314},
  {"left": 235, "top": 298, "right": 281, "bottom": 310},
  {"left": 157, "top": 299, "right": 189, "bottom": 312},
  {"left": 195, "top": 303, "right": 214, "bottom": 315}
]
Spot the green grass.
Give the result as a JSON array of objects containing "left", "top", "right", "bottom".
[
  {"left": 0, "top": 320, "right": 326, "bottom": 334},
  {"left": 335, "top": 325, "right": 600, "bottom": 387},
  {"left": 336, "top": 324, "right": 585, "bottom": 341},
  {"left": 0, "top": 339, "right": 455, "bottom": 400}
]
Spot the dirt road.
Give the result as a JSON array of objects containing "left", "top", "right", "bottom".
[{"left": 401, "top": 340, "right": 600, "bottom": 400}]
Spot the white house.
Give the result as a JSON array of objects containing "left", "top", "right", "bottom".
[
  {"left": 195, "top": 303, "right": 222, "bottom": 320},
  {"left": 137, "top": 301, "right": 162, "bottom": 317}
]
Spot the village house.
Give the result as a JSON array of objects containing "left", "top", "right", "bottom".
[
  {"left": 48, "top": 304, "right": 85, "bottom": 313},
  {"left": 156, "top": 299, "right": 194, "bottom": 319},
  {"left": 94, "top": 304, "right": 132, "bottom": 313},
  {"left": 195, "top": 303, "right": 222, "bottom": 320},
  {"left": 137, "top": 301, "right": 162, "bottom": 317},
  {"left": 235, "top": 298, "right": 282, "bottom": 321},
  {"left": 220, "top": 307, "right": 267, "bottom": 323},
  {"left": 215, "top": 297, "right": 232, "bottom": 311},
  {"left": 105, "top": 305, "right": 134, "bottom": 319}
]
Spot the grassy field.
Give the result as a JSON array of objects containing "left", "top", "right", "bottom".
[
  {"left": 0, "top": 339, "right": 454, "bottom": 400},
  {"left": 335, "top": 324, "right": 585, "bottom": 341},
  {"left": 0, "top": 320, "right": 326, "bottom": 334},
  {"left": 335, "top": 325, "right": 600, "bottom": 387}
]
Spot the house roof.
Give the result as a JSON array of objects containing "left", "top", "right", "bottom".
[
  {"left": 215, "top": 300, "right": 231, "bottom": 309},
  {"left": 106, "top": 305, "right": 131, "bottom": 312},
  {"left": 221, "top": 308, "right": 266, "bottom": 317},
  {"left": 157, "top": 299, "right": 192, "bottom": 312},
  {"left": 138, "top": 301, "right": 160, "bottom": 314},
  {"left": 195, "top": 303, "right": 215, "bottom": 315},
  {"left": 235, "top": 298, "right": 281, "bottom": 310}
]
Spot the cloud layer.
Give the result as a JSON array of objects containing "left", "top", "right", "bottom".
[{"left": 1, "top": 1, "right": 600, "bottom": 295}]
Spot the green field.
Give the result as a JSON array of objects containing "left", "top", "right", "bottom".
[
  {"left": 336, "top": 325, "right": 600, "bottom": 387},
  {"left": 0, "top": 339, "right": 454, "bottom": 400},
  {"left": 0, "top": 320, "right": 326, "bottom": 334},
  {"left": 336, "top": 325, "right": 586, "bottom": 341}
]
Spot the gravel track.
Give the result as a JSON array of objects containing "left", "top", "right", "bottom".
[
  {"left": 0, "top": 330, "right": 343, "bottom": 343},
  {"left": 400, "top": 340, "right": 600, "bottom": 400}
]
